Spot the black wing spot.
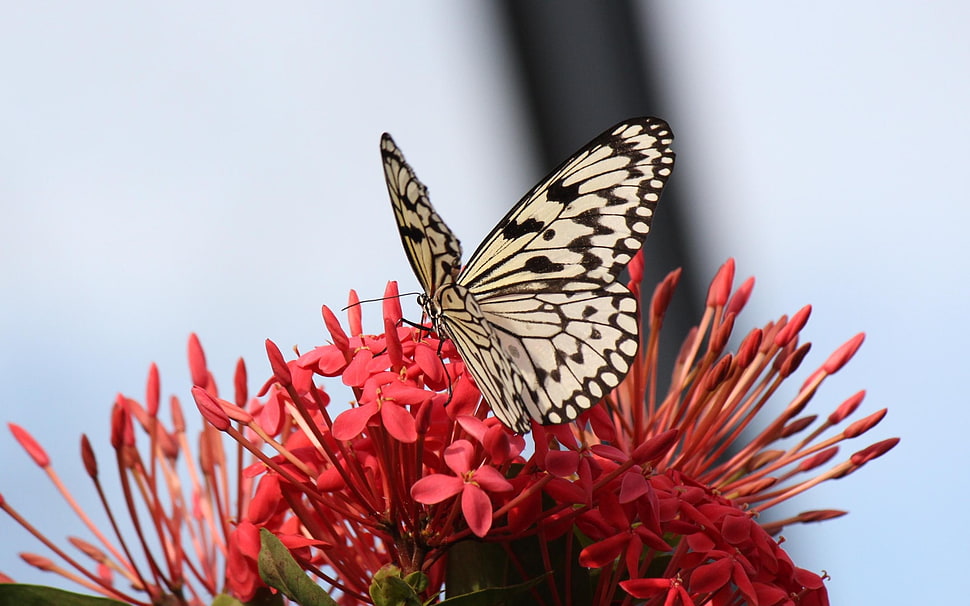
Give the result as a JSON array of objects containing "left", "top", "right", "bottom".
[
  {"left": 544, "top": 178, "right": 579, "bottom": 204},
  {"left": 401, "top": 225, "right": 426, "bottom": 243},
  {"left": 567, "top": 236, "right": 592, "bottom": 253},
  {"left": 542, "top": 229, "right": 557, "bottom": 241},
  {"left": 580, "top": 252, "right": 601, "bottom": 271},
  {"left": 574, "top": 210, "right": 600, "bottom": 227},
  {"left": 502, "top": 218, "right": 545, "bottom": 239},
  {"left": 523, "top": 256, "right": 565, "bottom": 274},
  {"left": 581, "top": 305, "right": 597, "bottom": 318}
]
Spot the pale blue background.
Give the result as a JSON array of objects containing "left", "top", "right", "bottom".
[{"left": 2, "top": 3, "right": 966, "bottom": 604}]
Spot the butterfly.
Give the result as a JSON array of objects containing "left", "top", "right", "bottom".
[{"left": 381, "top": 118, "right": 674, "bottom": 433}]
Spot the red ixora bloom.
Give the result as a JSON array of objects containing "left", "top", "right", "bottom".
[
  {"left": 1, "top": 336, "right": 267, "bottom": 605},
  {"left": 185, "top": 257, "right": 894, "bottom": 605},
  {"left": 2, "top": 257, "right": 898, "bottom": 606},
  {"left": 410, "top": 439, "right": 514, "bottom": 537}
]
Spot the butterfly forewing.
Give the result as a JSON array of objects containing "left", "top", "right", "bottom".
[
  {"left": 383, "top": 118, "right": 674, "bottom": 432},
  {"left": 459, "top": 120, "right": 673, "bottom": 291},
  {"left": 382, "top": 134, "right": 462, "bottom": 295}
]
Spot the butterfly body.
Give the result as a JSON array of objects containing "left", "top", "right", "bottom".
[{"left": 382, "top": 118, "right": 674, "bottom": 432}]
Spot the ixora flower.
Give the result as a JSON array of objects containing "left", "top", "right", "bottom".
[
  {"left": 0, "top": 257, "right": 897, "bottom": 606},
  {"left": 0, "top": 338, "right": 270, "bottom": 605}
]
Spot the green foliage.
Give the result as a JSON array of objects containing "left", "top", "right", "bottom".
[
  {"left": 437, "top": 573, "right": 548, "bottom": 606},
  {"left": 0, "top": 584, "right": 128, "bottom": 606},
  {"left": 257, "top": 528, "right": 336, "bottom": 606},
  {"left": 211, "top": 594, "right": 246, "bottom": 606},
  {"left": 445, "top": 537, "right": 585, "bottom": 606},
  {"left": 368, "top": 565, "right": 427, "bottom": 606},
  {"left": 213, "top": 589, "right": 285, "bottom": 606}
]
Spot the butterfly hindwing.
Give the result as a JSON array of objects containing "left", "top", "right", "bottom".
[
  {"left": 475, "top": 281, "right": 639, "bottom": 428},
  {"left": 433, "top": 284, "right": 533, "bottom": 432},
  {"left": 382, "top": 118, "right": 674, "bottom": 432}
]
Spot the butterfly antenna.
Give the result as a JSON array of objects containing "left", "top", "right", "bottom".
[{"left": 341, "top": 291, "right": 422, "bottom": 311}]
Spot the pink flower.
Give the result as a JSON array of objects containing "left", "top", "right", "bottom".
[
  {"left": 2, "top": 260, "right": 897, "bottom": 606},
  {"left": 411, "top": 440, "right": 513, "bottom": 537}
]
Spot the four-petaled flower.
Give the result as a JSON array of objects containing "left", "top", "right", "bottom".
[{"left": 411, "top": 439, "right": 514, "bottom": 537}]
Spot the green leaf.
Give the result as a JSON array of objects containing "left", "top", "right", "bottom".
[
  {"left": 445, "top": 535, "right": 591, "bottom": 606},
  {"left": 369, "top": 564, "right": 428, "bottom": 606},
  {"left": 436, "top": 574, "right": 549, "bottom": 606},
  {"left": 402, "top": 571, "right": 428, "bottom": 594},
  {"left": 211, "top": 594, "right": 245, "bottom": 606},
  {"left": 0, "top": 584, "right": 128, "bottom": 606},
  {"left": 444, "top": 541, "right": 508, "bottom": 594},
  {"left": 257, "top": 528, "right": 336, "bottom": 606},
  {"left": 212, "top": 588, "right": 284, "bottom": 606}
]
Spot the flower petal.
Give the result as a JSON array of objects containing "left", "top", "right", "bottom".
[
  {"left": 341, "top": 351, "right": 373, "bottom": 387},
  {"left": 297, "top": 344, "right": 347, "bottom": 376},
  {"left": 331, "top": 402, "right": 378, "bottom": 440},
  {"left": 414, "top": 343, "right": 445, "bottom": 386},
  {"left": 690, "top": 556, "right": 732, "bottom": 594},
  {"left": 457, "top": 415, "right": 488, "bottom": 443},
  {"left": 447, "top": 375, "right": 481, "bottom": 418},
  {"left": 411, "top": 474, "right": 464, "bottom": 504},
  {"left": 471, "top": 465, "right": 513, "bottom": 493},
  {"left": 579, "top": 533, "right": 628, "bottom": 568},
  {"left": 442, "top": 440, "right": 475, "bottom": 474},
  {"left": 380, "top": 401, "right": 418, "bottom": 443},
  {"left": 619, "top": 577, "right": 670, "bottom": 599},
  {"left": 618, "top": 471, "right": 649, "bottom": 503},
  {"left": 545, "top": 450, "right": 579, "bottom": 477},
  {"left": 545, "top": 477, "right": 590, "bottom": 505},
  {"left": 461, "top": 484, "right": 493, "bottom": 537}
]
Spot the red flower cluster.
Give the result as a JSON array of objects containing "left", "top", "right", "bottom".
[
  {"left": 1, "top": 257, "right": 897, "bottom": 606},
  {"left": 192, "top": 257, "right": 895, "bottom": 605},
  {"left": 2, "top": 356, "right": 248, "bottom": 605}
]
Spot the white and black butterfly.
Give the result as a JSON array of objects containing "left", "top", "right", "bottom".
[{"left": 381, "top": 118, "right": 675, "bottom": 433}]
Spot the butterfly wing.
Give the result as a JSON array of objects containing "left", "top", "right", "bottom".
[
  {"left": 382, "top": 119, "right": 675, "bottom": 432},
  {"left": 432, "top": 283, "right": 534, "bottom": 432},
  {"left": 383, "top": 133, "right": 530, "bottom": 430},
  {"left": 381, "top": 133, "right": 462, "bottom": 296},
  {"left": 457, "top": 118, "right": 675, "bottom": 427}
]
